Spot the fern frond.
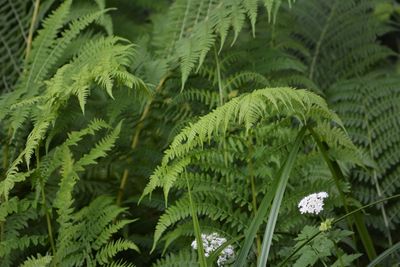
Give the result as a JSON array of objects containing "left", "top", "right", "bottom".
[
  {"left": 152, "top": 250, "right": 199, "bottom": 267},
  {"left": 93, "top": 219, "right": 136, "bottom": 250},
  {"left": 64, "top": 118, "right": 111, "bottom": 147},
  {"left": 0, "top": 0, "right": 32, "bottom": 92},
  {"left": 225, "top": 71, "right": 270, "bottom": 91},
  {"left": 284, "top": 0, "right": 392, "bottom": 89},
  {"left": 22, "top": 0, "right": 72, "bottom": 95},
  {"left": 20, "top": 254, "right": 52, "bottom": 267},
  {"left": 0, "top": 235, "right": 47, "bottom": 258},
  {"left": 154, "top": 0, "right": 292, "bottom": 88},
  {"left": 329, "top": 73, "right": 400, "bottom": 232},
  {"left": 53, "top": 146, "right": 78, "bottom": 235},
  {"left": 142, "top": 87, "right": 343, "bottom": 201},
  {"left": 106, "top": 261, "right": 136, "bottom": 267},
  {"left": 96, "top": 239, "right": 139, "bottom": 265},
  {"left": 0, "top": 154, "right": 32, "bottom": 200},
  {"left": 152, "top": 196, "right": 247, "bottom": 250},
  {"left": 75, "top": 121, "right": 122, "bottom": 170},
  {"left": 33, "top": 8, "right": 111, "bottom": 90}
]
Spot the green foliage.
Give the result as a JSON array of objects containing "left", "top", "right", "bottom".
[
  {"left": 152, "top": 0, "right": 293, "bottom": 88},
  {"left": 152, "top": 250, "right": 199, "bottom": 267},
  {"left": 1, "top": 0, "right": 400, "bottom": 266},
  {"left": 288, "top": 226, "right": 360, "bottom": 267},
  {"left": 20, "top": 254, "right": 53, "bottom": 267},
  {"left": 329, "top": 73, "right": 400, "bottom": 241},
  {"left": 0, "top": 0, "right": 36, "bottom": 92}
]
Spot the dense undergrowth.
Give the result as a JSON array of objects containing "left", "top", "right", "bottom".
[{"left": 0, "top": 0, "right": 400, "bottom": 266}]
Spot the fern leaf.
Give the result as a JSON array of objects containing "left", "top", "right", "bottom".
[
  {"left": 75, "top": 121, "right": 122, "bottom": 170},
  {"left": 23, "top": 0, "right": 72, "bottom": 94},
  {"left": 96, "top": 239, "right": 139, "bottom": 265},
  {"left": 20, "top": 254, "right": 52, "bottom": 267},
  {"left": 0, "top": 0, "right": 32, "bottom": 91},
  {"left": 152, "top": 250, "right": 199, "bottom": 267}
]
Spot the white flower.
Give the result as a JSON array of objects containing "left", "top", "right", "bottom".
[
  {"left": 191, "top": 232, "right": 235, "bottom": 266},
  {"left": 298, "top": 192, "right": 329, "bottom": 215}
]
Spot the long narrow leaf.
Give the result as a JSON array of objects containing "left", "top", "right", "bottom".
[
  {"left": 185, "top": 174, "right": 207, "bottom": 267},
  {"left": 234, "top": 126, "right": 306, "bottom": 267},
  {"left": 257, "top": 126, "right": 307, "bottom": 267},
  {"left": 367, "top": 242, "right": 400, "bottom": 267}
]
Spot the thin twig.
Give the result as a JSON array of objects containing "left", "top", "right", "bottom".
[{"left": 25, "top": 0, "right": 41, "bottom": 61}]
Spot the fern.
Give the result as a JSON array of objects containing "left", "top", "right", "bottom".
[
  {"left": 1, "top": 0, "right": 400, "bottom": 266},
  {"left": 0, "top": 33, "right": 145, "bottom": 197},
  {"left": 76, "top": 121, "right": 122, "bottom": 170},
  {"left": 152, "top": 0, "right": 294, "bottom": 88},
  {"left": 329, "top": 73, "right": 400, "bottom": 239},
  {"left": 20, "top": 254, "right": 53, "bottom": 267},
  {"left": 152, "top": 250, "right": 199, "bottom": 267},
  {"left": 280, "top": 0, "right": 393, "bottom": 89},
  {"left": 140, "top": 86, "right": 365, "bottom": 265},
  {"left": 0, "top": 197, "right": 47, "bottom": 266},
  {"left": 142, "top": 87, "right": 343, "bottom": 200},
  {"left": 96, "top": 239, "right": 139, "bottom": 265},
  {"left": 0, "top": 0, "right": 32, "bottom": 92}
]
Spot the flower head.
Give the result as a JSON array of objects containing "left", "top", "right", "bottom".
[
  {"left": 298, "top": 192, "right": 329, "bottom": 215},
  {"left": 191, "top": 232, "right": 235, "bottom": 266}
]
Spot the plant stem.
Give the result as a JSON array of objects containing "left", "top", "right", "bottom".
[
  {"left": 41, "top": 180, "right": 56, "bottom": 255},
  {"left": 257, "top": 126, "right": 307, "bottom": 267},
  {"left": 2, "top": 143, "right": 8, "bottom": 170},
  {"left": 308, "top": 125, "right": 377, "bottom": 260},
  {"left": 364, "top": 108, "right": 393, "bottom": 246},
  {"left": 248, "top": 138, "right": 261, "bottom": 258},
  {"left": 25, "top": 0, "right": 41, "bottom": 61},
  {"left": 0, "top": 195, "right": 4, "bottom": 242},
  {"left": 0, "top": 221, "right": 3, "bottom": 242},
  {"left": 116, "top": 169, "right": 129, "bottom": 207},
  {"left": 307, "top": 126, "right": 351, "bottom": 213},
  {"left": 308, "top": 0, "right": 338, "bottom": 80},
  {"left": 214, "top": 46, "right": 224, "bottom": 106},
  {"left": 185, "top": 173, "right": 207, "bottom": 267},
  {"left": 36, "top": 147, "right": 55, "bottom": 253}
]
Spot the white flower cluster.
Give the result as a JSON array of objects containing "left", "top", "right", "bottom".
[
  {"left": 191, "top": 233, "right": 235, "bottom": 266},
  {"left": 298, "top": 192, "right": 329, "bottom": 215}
]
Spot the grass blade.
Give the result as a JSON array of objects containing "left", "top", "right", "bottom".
[
  {"left": 234, "top": 126, "right": 306, "bottom": 267},
  {"left": 367, "top": 241, "right": 400, "bottom": 267},
  {"left": 186, "top": 174, "right": 207, "bottom": 267},
  {"left": 257, "top": 126, "right": 306, "bottom": 267}
]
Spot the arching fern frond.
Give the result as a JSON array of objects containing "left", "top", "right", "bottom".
[{"left": 142, "top": 87, "right": 344, "bottom": 201}]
